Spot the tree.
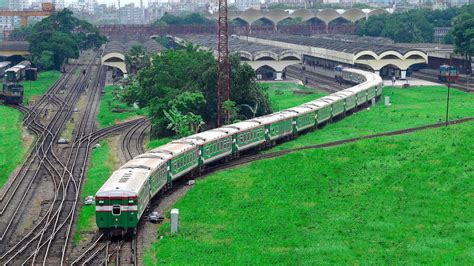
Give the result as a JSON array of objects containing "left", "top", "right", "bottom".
[
  {"left": 451, "top": 12, "right": 474, "bottom": 74},
  {"left": 36, "top": 50, "right": 54, "bottom": 70},
  {"left": 125, "top": 45, "right": 150, "bottom": 75},
  {"left": 222, "top": 100, "right": 238, "bottom": 124},
  {"left": 153, "top": 12, "right": 214, "bottom": 26},
  {"left": 163, "top": 108, "right": 204, "bottom": 137},
  {"left": 19, "top": 9, "right": 106, "bottom": 70},
  {"left": 124, "top": 44, "right": 272, "bottom": 137}
]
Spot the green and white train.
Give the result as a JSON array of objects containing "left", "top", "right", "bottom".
[{"left": 96, "top": 67, "right": 383, "bottom": 235}]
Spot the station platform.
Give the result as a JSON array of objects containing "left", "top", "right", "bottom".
[{"left": 383, "top": 78, "right": 444, "bottom": 87}]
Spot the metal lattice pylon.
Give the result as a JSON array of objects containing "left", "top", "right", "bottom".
[{"left": 216, "top": 0, "right": 230, "bottom": 127}]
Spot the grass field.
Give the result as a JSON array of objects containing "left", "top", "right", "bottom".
[
  {"left": 144, "top": 85, "right": 474, "bottom": 264},
  {"left": 269, "top": 86, "right": 474, "bottom": 151},
  {"left": 0, "top": 71, "right": 60, "bottom": 189},
  {"left": 74, "top": 140, "right": 117, "bottom": 245},
  {"left": 0, "top": 107, "right": 27, "bottom": 189},
  {"left": 20, "top": 70, "right": 61, "bottom": 103},
  {"left": 144, "top": 119, "right": 474, "bottom": 265},
  {"left": 262, "top": 82, "right": 327, "bottom": 111},
  {"left": 97, "top": 85, "right": 147, "bottom": 128}
]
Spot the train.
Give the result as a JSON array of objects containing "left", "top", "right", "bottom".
[
  {"left": 96, "top": 67, "right": 384, "bottom": 235},
  {"left": 0, "top": 61, "right": 12, "bottom": 77},
  {"left": 438, "top": 65, "right": 459, "bottom": 82},
  {"left": 4, "top": 60, "right": 31, "bottom": 82},
  {"left": 2, "top": 82, "right": 24, "bottom": 104}
]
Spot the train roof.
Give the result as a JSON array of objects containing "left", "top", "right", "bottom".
[
  {"left": 284, "top": 105, "right": 319, "bottom": 113},
  {"left": 221, "top": 120, "right": 262, "bottom": 132},
  {"left": 249, "top": 112, "right": 295, "bottom": 125},
  {"left": 0, "top": 61, "right": 11, "bottom": 68},
  {"left": 96, "top": 168, "right": 150, "bottom": 197},
  {"left": 318, "top": 95, "right": 345, "bottom": 103},
  {"left": 183, "top": 129, "right": 234, "bottom": 145},
  {"left": 6, "top": 66, "right": 21, "bottom": 72},
  {"left": 150, "top": 141, "right": 196, "bottom": 158},
  {"left": 120, "top": 157, "right": 165, "bottom": 170}
]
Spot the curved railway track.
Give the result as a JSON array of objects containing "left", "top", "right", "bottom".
[
  {"left": 120, "top": 118, "right": 151, "bottom": 162},
  {"left": 411, "top": 71, "right": 472, "bottom": 93},
  {"left": 203, "top": 116, "right": 474, "bottom": 176},
  {"left": 286, "top": 65, "right": 348, "bottom": 93},
  {"left": 0, "top": 51, "right": 107, "bottom": 265}
]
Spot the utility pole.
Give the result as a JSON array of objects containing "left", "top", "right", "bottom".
[
  {"left": 118, "top": 0, "right": 121, "bottom": 24},
  {"left": 445, "top": 55, "right": 452, "bottom": 127},
  {"left": 216, "top": 0, "right": 230, "bottom": 127}
]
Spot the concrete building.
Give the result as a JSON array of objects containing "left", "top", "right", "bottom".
[
  {"left": 119, "top": 3, "right": 145, "bottom": 24},
  {"left": 8, "top": 0, "right": 28, "bottom": 11},
  {"left": 68, "top": 0, "right": 97, "bottom": 14},
  {"left": 235, "top": 0, "right": 262, "bottom": 11}
]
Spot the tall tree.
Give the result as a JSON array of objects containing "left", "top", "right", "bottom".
[
  {"left": 125, "top": 45, "right": 150, "bottom": 75},
  {"left": 124, "top": 45, "right": 272, "bottom": 137},
  {"left": 23, "top": 9, "right": 106, "bottom": 70},
  {"left": 451, "top": 12, "right": 474, "bottom": 74}
]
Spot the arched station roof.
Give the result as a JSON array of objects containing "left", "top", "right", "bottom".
[
  {"left": 0, "top": 41, "right": 30, "bottom": 56},
  {"left": 260, "top": 35, "right": 426, "bottom": 58},
  {"left": 102, "top": 40, "right": 165, "bottom": 74},
  {"left": 226, "top": 8, "right": 390, "bottom": 26},
  {"left": 183, "top": 34, "right": 302, "bottom": 61}
]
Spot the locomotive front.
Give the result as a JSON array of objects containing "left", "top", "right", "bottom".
[{"left": 95, "top": 169, "right": 149, "bottom": 235}]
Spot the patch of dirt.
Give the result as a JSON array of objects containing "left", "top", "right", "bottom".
[{"left": 137, "top": 182, "right": 192, "bottom": 265}]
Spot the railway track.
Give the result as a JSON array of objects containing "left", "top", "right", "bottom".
[
  {"left": 286, "top": 65, "right": 348, "bottom": 93},
  {"left": 71, "top": 235, "right": 138, "bottom": 266},
  {"left": 204, "top": 116, "right": 474, "bottom": 176},
  {"left": 120, "top": 117, "right": 151, "bottom": 162},
  {"left": 0, "top": 51, "right": 106, "bottom": 265},
  {"left": 411, "top": 71, "right": 473, "bottom": 92}
]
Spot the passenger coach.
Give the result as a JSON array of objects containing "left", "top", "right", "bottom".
[{"left": 96, "top": 67, "right": 384, "bottom": 235}]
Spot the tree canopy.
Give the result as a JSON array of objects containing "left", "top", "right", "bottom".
[
  {"left": 125, "top": 45, "right": 151, "bottom": 75},
  {"left": 124, "top": 45, "right": 272, "bottom": 137},
  {"left": 12, "top": 9, "right": 106, "bottom": 70},
  {"left": 153, "top": 12, "right": 214, "bottom": 26},
  {"left": 356, "top": 5, "right": 473, "bottom": 44}
]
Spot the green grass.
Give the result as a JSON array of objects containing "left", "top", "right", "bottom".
[
  {"left": 0, "top": 106, "right": 27, "bottom": 188},
  {"left": 144, "top": 120, "right": 474, "bottom": 265},
  {"left": 262, "top": 82, "right": 327, "bottom": 111},
  {"left": 144, "top": 85, "right": 474, "bottom": 264},
  {"left": 269, "top": 86, "right": 474, "bottom": 151},
  {"left": 20, "top": 70, "right": 61, "bottom": 103},
  {"left": 148, "top": 137, "right": 171, "bottom": 150},
  {"left": 74, "top": 140, "right": 116, "bottom": 245},
  {"left": 97, "top": 85, "right": 147, "bottom": 128}
]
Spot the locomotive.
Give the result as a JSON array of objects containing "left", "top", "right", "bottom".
[
  {"left": 438, "top": 65, "right": 459, "bottom": 82},
  {"left": 2, "top": 83, "right": 24, "bottom": 104},
  {"left": 96, "top": 67, "right": 383, "bottom": 235}
]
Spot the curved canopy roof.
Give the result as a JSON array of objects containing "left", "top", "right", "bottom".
[
  {"left": 183, "top": 34, "right": 301, "bottom": 60},
  {"left": 261, "top": 35, "right": 426, "bottom": 56},
  {"left": 225, "top": 8, "right": 389, "bottom": 25},
  {"left": 103, "top": 40, "right": 165, "bottom": 57}
]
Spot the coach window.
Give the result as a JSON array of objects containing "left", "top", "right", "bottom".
[{"left": 112, "top": 205, "right": 121, "bottom": 216}]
